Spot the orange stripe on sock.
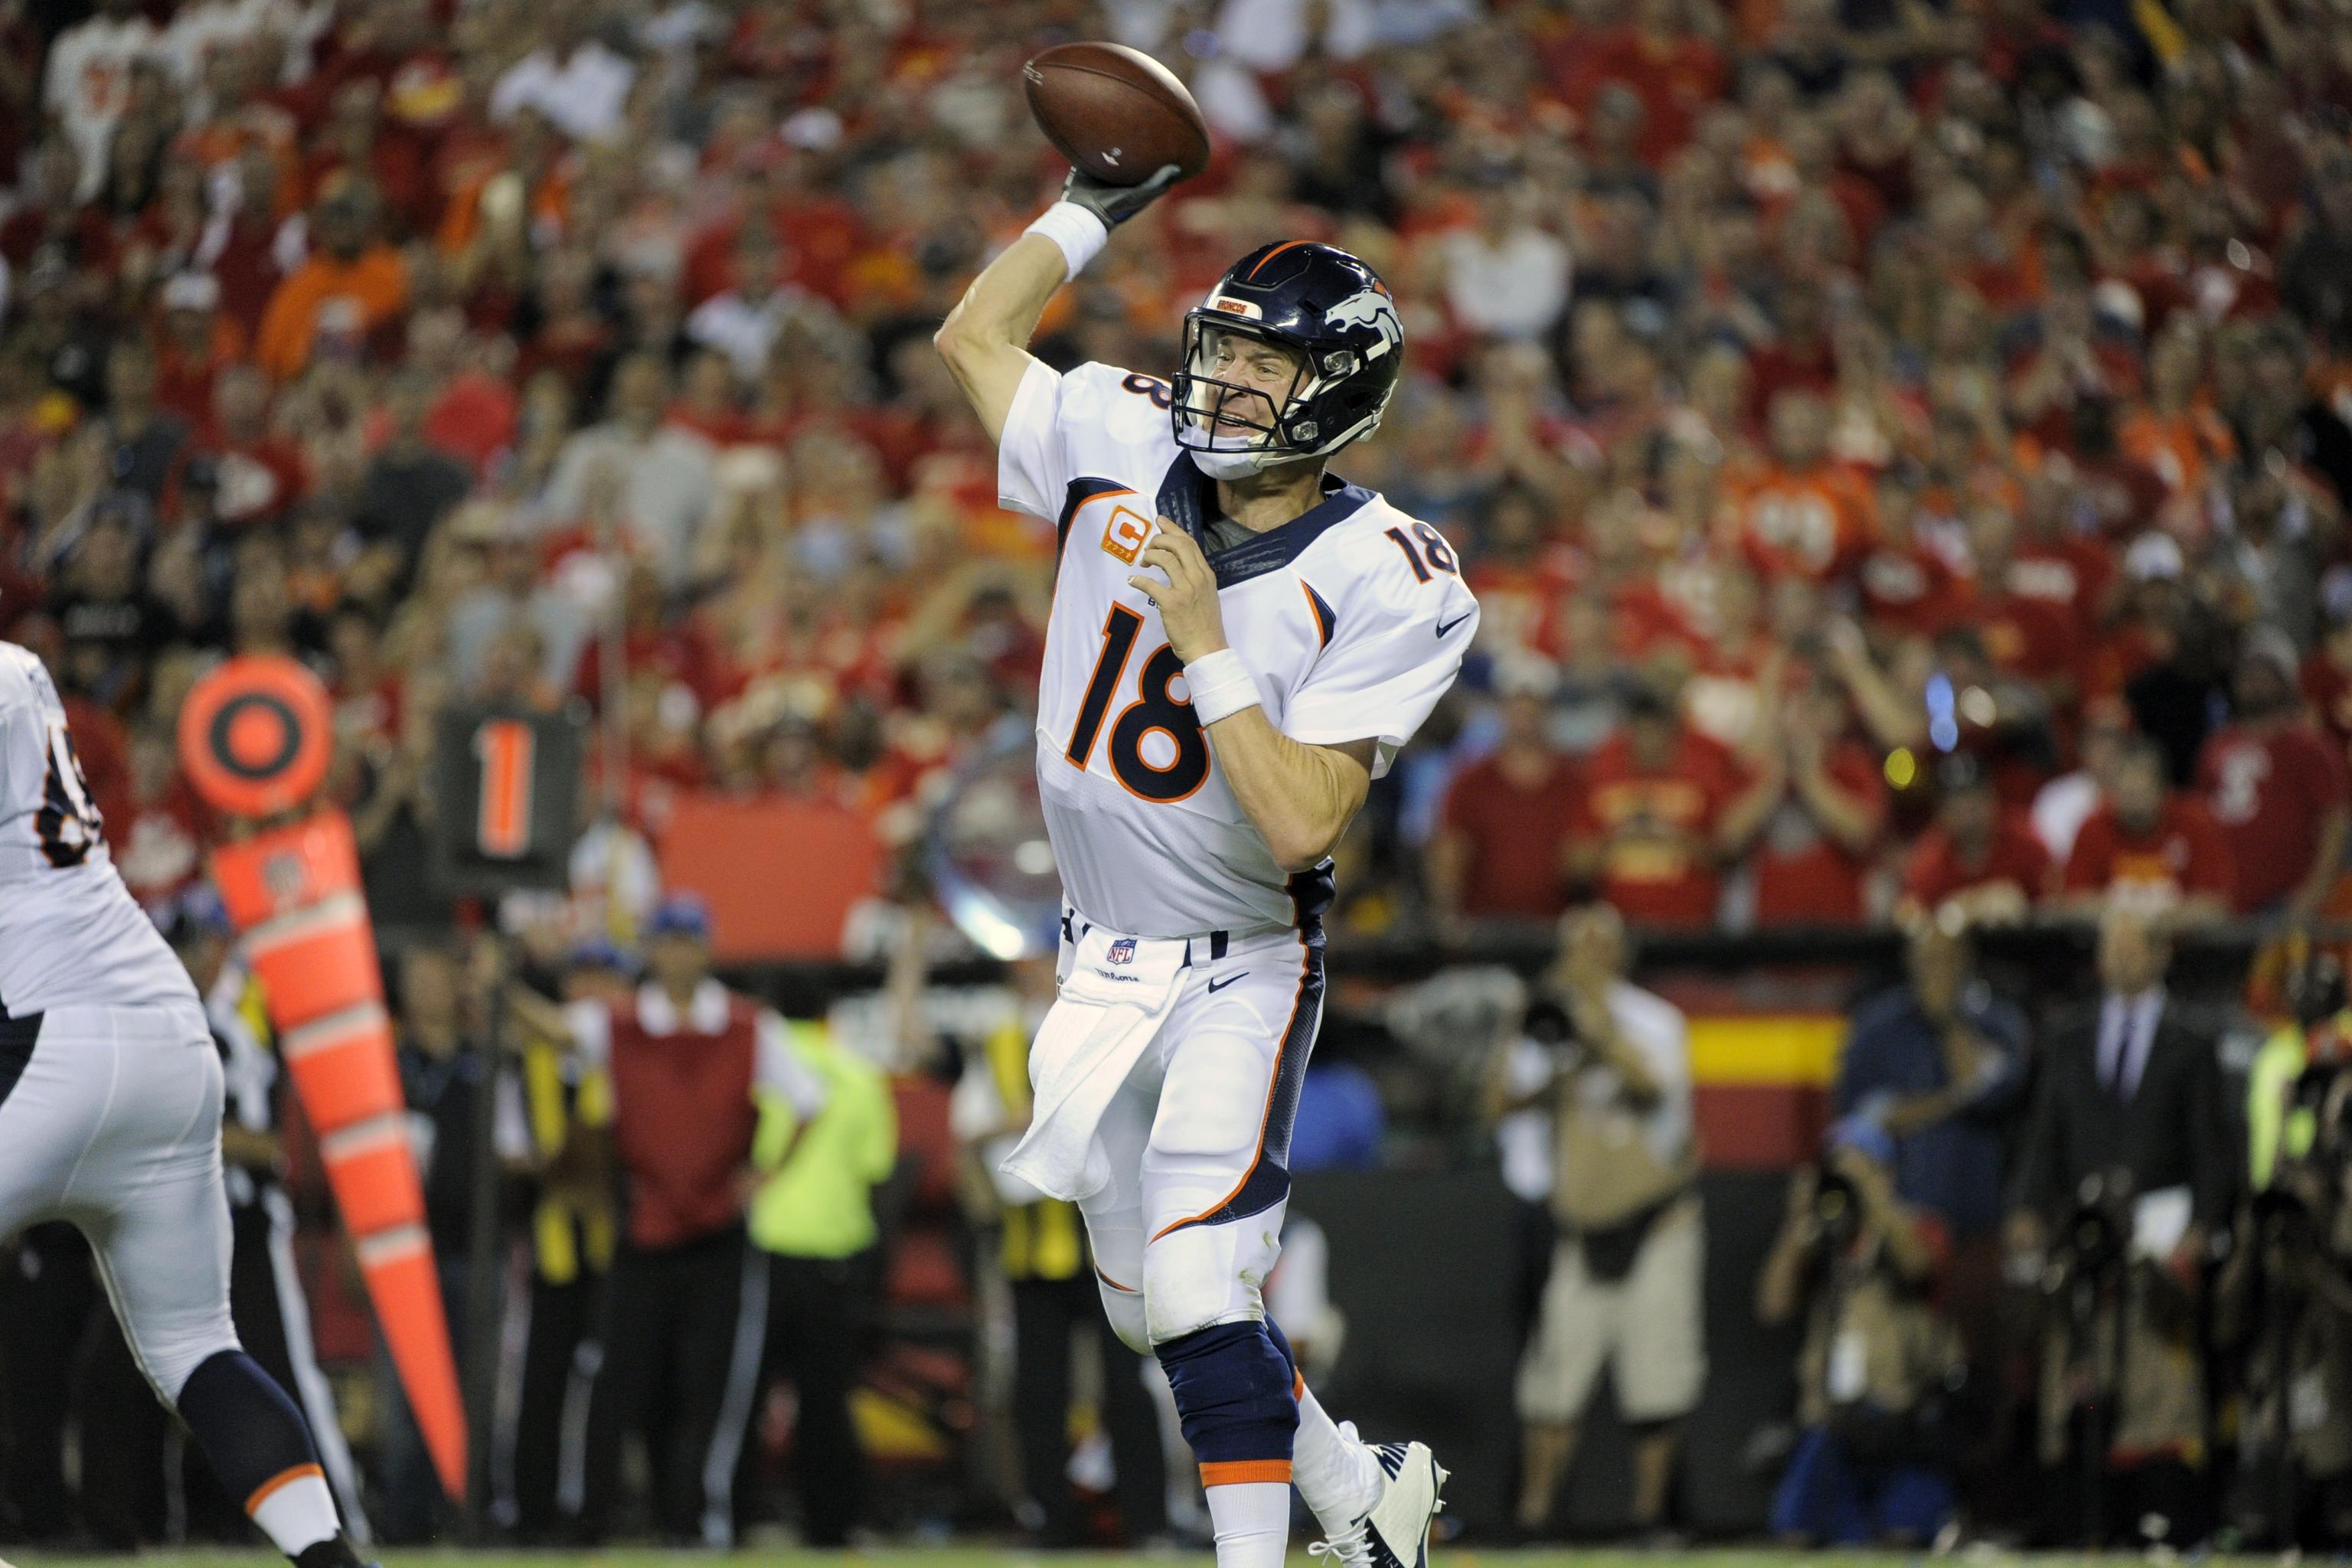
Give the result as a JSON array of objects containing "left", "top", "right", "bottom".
[
  {"left": 245, "top": 1462, "right": 325, "bottom": 1516},
  {"left": 1200, "top": 1459, "right": 1293, "bottom": 1487}
]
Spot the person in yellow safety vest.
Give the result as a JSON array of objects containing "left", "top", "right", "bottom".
[
  {"left": 952, "top": 959, "right": 1171, "bottom": 1548},
  {"left": 506, "top": 940, "right": 626, "bottom": 1541},
  {"left": 2249, "top": 949, "right": 2352, "bottom": 1190},
  {"left": 745, "top": 1017, "right": 897, "bottom": 1547}
]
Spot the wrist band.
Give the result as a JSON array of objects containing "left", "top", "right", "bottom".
[
  {"left": 1023, "top": 201, "right": 1110, "bottom": 280},
  {"left": 1184, "top": 649, "right": 1261, "bottom": 727}
]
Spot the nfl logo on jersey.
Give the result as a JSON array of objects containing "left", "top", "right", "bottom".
[{"left": 1107, "top": 937, "right": 1136, "bottom": 965}]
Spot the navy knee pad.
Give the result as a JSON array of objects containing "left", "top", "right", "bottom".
[
  {"left": 176, "top": 1349, "right": 325, "bottom": 1508},
  {"left": 1156, "top": 1320, "right": 1299, "bottom": 1468}
]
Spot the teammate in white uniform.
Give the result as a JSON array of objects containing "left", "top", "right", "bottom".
[
  {"left": 0, "top": 642, "right": 371, "bottom": 1568},
  {"left": 936, "top": 161, "right": 1475, "bottom": 1568}
]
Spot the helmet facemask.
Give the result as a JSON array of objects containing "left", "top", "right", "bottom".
[{"left": 1171, "top": 316, "right": 1325, "bottom": 480}]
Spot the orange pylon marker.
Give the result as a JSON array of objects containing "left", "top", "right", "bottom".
[{"left": 186, "top": 661, "right": 467, "bottom": 1503}]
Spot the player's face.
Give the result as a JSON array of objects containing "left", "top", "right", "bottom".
[{"left": 1185, "top": 326, "right": 1306, "bottom": 446}]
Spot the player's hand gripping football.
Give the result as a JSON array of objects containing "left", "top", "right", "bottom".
[
  {"left": 1062, "top": 162, "right": 1184, "bottom": 228},
  {"left": 1130, "top": 519, "right": 1227, "bottom": 664}
]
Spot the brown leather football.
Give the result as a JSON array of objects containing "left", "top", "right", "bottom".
[{"left": 1022, "top": 41, "right": 1210, "bottom": 187}]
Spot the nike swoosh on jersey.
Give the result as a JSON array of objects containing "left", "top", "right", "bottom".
[
  {"left": 1205, "top": 972, "right": 1249, "bottom": 993},
  {"left": 1435, "top": 611, "right": 1472, "bottom": 637}
]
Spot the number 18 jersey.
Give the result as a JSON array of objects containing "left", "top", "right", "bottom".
[
  {"left": 999, "top": 361, "right": 1478, "bottom": 939},
  {"left": 0, "top": 642, "right": 194, "bottom": 1014}
]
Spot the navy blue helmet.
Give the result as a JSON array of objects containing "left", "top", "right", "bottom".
[{"left": 1171, "top": 240, "right": 1405, "bottom": 479}]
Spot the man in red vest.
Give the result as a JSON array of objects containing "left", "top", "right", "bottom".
[{"left": 518, "top": 895, "right": 825, "bottom": 1547}]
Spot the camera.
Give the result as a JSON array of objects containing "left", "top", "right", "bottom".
[
  {"left": 2047, "top": 1171, "right": 2132, "bottom": 1292},
  {"left": 2289, "top": 950, "right": 2350, "bottom": 1030},
  {"left": 1811, "top": 1159, "right": 1864, "bottom": 1244}
]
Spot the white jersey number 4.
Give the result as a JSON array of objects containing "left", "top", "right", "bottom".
[{"left": 36, "top": 719, "right": 106, "bottom": 868}]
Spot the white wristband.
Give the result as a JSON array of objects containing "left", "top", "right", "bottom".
[
  {"left": 1023, "top": 201, "right": 1110, "bottom": 280},
  {"left": 1184, "top": 649, "right": 1261, "bottom": 727}
]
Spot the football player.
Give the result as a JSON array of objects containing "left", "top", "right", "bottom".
[
  {"left": 0, "top": 641, "right": 371, "bottom": 1568},
  {"left": 935, "top": 160, "right": 1476, "bottom": 1568}
]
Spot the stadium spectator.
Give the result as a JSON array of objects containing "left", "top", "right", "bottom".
[
  {"left": 1728, "top": 390, "right": 1878, "bottom": 586},
  {"left": 501, "top": 941, "right": 625, "bottom": 1544},
  {"left": 1429, "top": 656, "right": 1579, "bottom": 929},
  {"left": 380, "top": 940, "right": 518, "bottom": 1543},
  {"left": 2007, "top": 906, "right": 2234, "bottom": 1546},
  {"left": 42, "top": 0, "right": 154, "bottom": 204},
  {"left": 1741, "top": 672, "right": 1890, "bottom": 926},
  {"left": 488, "top": 12, "right": 635, "bottom": 148},
  {"left": 1757, "top": 1118, "right": 1962, "bottom": 1548},
  {"left": 2033, "top": 699, "right": 2133, "bottom": 866},
  {"left": 745, "top": 1015, "right": 897, "bottom": 1548},
  {"left": 1289, "top": 1014, "right": 1390, "bottom": 1173},
  {"left": 1899, "top": 753, "right": 2052, "bottom": 926},
  {"left": 1838, "top": 923, "right": 2026, "bottom": 1246},
  {"left": 2055, "top": 735, "right": 2234, "bottom": 923},
  {"left": 2198, "top": 627, "right": 2351, "bottom": 920},
  {"left": 540, "top": 352, "right": 716, "bottom": 590},
  {"left": 512, "top": 894, "right": 828, "bottom": 1547},
  {"left": 1510, "top": 906, "right": 1702, "bottom": 1540},
  {"left": 352, "top": 371, "right": 472, "bottom": 598},
  {"left": 254, "top": 177, "right": 408, "bottom": 381},
  {"left": 1571, "top": 684, "right": 1770, "bottom": 929}
]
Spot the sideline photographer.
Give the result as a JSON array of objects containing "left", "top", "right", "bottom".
[
  {"left": 1757, "top": 1118, "right": 1964, "bottom": 1547},
  {"left": 1506, "top": 905, "right": 1703, "bottom": 1539},
  {"left": 2222, "top": 946, "right": 2352, "bottom": 1544},
  {"left": 2007, "top": 906, "right": 2234, "bottom": 1546}
]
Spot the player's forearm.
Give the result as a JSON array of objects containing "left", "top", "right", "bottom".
[
  {"left": 1205, "top": 707, "right": 1371, "bottom": 873},
  {"left": 933, "top": 234, "right": 1070, "bottom": 443}
]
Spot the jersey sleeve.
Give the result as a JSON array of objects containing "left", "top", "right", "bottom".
[
  {"left": 998, "top": 359, "right": 1073, "bottom": 521},
  {"left": 997, "top": 360, "right": 1148, "bottom": 522},
  {"left": 0, "top": 680, "right": 22, "bottom": 816},
  {"left": 1283, "top": 533, "right": 1478, "bottom": 778}
]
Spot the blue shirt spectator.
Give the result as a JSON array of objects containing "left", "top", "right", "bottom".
[
  {"left": 1835, "top": 924, "right": 2027, "bottom": 1240},
  {"left": 1290, "top": 1061, "right": 1388, "bottom": 1172}
]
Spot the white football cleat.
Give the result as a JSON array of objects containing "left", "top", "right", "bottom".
[{"left": 1308, "top": 1428, "right": 1448, "bottom": 1568}]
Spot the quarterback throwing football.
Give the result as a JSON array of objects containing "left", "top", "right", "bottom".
[{"left": 936, "top": 155, "right": 1476, "bottom": 1568}]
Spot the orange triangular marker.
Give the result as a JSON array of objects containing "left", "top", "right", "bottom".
[{"left": 212, "top": 812, "right": 468, "bottom": 1501}]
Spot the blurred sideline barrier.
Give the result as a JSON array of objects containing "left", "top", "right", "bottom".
[
  {"left": 657, "top": 795, "right": 886, "bottom": 960},
  {"left": 1295, "top": 1167, "right": 1796, "bottom": 1537}
]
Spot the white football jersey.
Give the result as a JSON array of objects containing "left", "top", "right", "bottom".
[
  {"left": 1001, "top": 360, "right": 1478, "bottom": 938},
  {"left": 0, "top": 642, "right": 195, "bottom": 1015}
]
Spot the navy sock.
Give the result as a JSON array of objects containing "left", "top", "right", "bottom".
[
  {"left": 1157, "top": 1321, "right": 1299, "bottom": 1479},
  {"left": 176, "top": 1350, "right": 327, "bottom": 1512}
]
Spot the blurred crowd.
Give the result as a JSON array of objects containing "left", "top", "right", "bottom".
[{"left": 5, "top": 0, "right": 2352, "bottom": 947}]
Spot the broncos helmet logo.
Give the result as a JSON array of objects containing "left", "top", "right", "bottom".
[{"left": 1325, "top": 286, "right": 1403, "bottom": 359}]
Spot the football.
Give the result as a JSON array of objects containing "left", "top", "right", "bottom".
[{"left": 1022, "top": 41, "right": 1211, "bottom": 187}]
